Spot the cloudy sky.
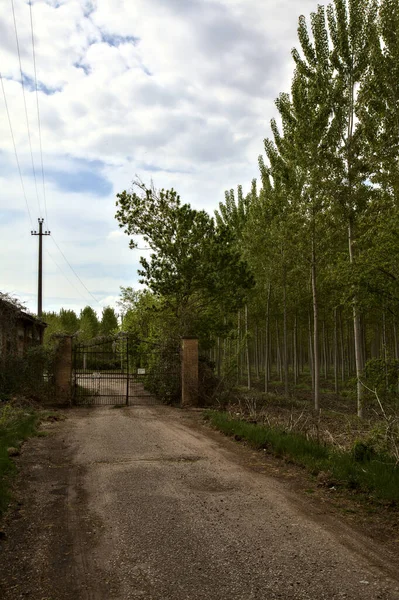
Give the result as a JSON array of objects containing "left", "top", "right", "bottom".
[{"left": 0, "top": 0, "right": 318, "bottom": 317}]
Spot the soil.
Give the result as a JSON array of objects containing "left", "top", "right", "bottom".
[{"left": 0, "top": 404, "right": 398, "bottom": 600}]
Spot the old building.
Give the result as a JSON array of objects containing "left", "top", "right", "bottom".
[{"left": 0, "top": 296, "right": 47, "bottom": 357}]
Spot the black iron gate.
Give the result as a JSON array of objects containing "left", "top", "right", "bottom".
[{"left": 73, "top": 334, "right": 181, "bottom": 406}]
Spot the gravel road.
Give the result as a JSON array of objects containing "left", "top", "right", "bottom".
[{"left": 1, "top": 405, "right": 399, "bottom": 599}]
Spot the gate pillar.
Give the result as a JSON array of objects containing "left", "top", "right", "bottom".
[
  {"left": 54, "top": 335, "right": 72, "bottom": 405},
  {"left": 181, "top": 337, "right": 198, "bottom": 407}
]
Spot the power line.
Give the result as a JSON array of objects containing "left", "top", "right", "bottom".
[
  {"left": 45, "top": 247, "right": 97, "bottom": 306},
  {"left": 4, "top": 3, "right": 98, "bottom": 313},
  {"left": 6, "top": 3, "right": 100, "bottom": 312},
  {"left": 10, "top": 0, "right": 42, "bottom": 217},
  {"left": 51, "top": 235, "right": 101, "bottom": 305},
  {"left": 29, "top": 0, "right": 48, "bottom": 227},
  {"left": 2, "top": 69, "right": 97, "bottom": 309},
  {"left": 0, "top": 71, "right": 33, "bottom": 228}
]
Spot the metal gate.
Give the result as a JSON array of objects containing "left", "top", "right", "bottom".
[{"left": 73, "top": 334, "right": 181, "bottom": 406}]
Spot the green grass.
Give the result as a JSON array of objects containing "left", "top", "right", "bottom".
[
  {"left": 0, "top": 403, "right": 42, "bottom": 515},
  {"left": 204, "top": 410, "right": 399, "bottom": 504}
]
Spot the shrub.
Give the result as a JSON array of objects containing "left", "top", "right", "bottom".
[{"left": 0, "top": 345, "right": 56, "bottom": 401}]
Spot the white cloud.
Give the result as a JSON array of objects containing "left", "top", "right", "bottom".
[{"left": 107, "top": 229, "right": 125, "bottom": 240}]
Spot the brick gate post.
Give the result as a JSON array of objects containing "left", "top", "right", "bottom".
[
  {"left": 54, "top": 335, "right": 73, "bottom": 405},
  {"left": 181, "top": 337, "right": 198, "bottom": 407}
]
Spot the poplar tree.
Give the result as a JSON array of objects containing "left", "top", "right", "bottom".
[
  {"left": 79, "top": 306, "right": 99, "bottom": 341},
  {"left": 326, "top": 0, "right": 378, "bottom": 417},
  {"left": 100, "top": 307, "right": 119, "bottom": 336},
  {"left": 286, "top": 5, "right": 339, "bottom": 409}
]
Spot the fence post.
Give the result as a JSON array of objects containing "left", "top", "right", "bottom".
[
  {"left": 126, "top": 335, "right": 130, "bottom": 406},
  {"left": 54, "top": 336, "right": 73, "bottom": 405},
  {"left": 181, "top": 337, "right": 198, "bottom": 407}
]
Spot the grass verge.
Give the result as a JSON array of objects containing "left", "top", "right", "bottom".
[
  {"left": 204, "top": 410, "right": 399, "bottom": 505},
  {"left": 0, "top": 401, "right": 46, "bottom": 515}
]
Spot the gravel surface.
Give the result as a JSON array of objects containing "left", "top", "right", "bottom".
[{"left": 1, "top": 405, "right": 399, "bottom": 599}]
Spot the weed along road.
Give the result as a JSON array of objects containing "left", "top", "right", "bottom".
[{"left": 1, "top": 406, "right": 399, "bottom": 600}]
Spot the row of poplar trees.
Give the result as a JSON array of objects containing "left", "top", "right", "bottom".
[
  {"left": 116, "top": 0, "right": 398, "bottom": 417},
  {"left": 214, "top": 0, "right": 399, "bottom": 417}
]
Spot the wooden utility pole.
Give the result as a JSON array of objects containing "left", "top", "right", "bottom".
[{"left": 31, "top": 218, "right": 50, "bottom": 317}]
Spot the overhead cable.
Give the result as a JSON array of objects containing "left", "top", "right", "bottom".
[
  {"left": 51, "top": 236, "right": 101, "bottom": 305},
  {"left": 45, "top": 248, "right": 98, "bottom": 307},
  {"left": 29, "top": 0, "right": 48, "bottom": 227},
  {"left": 11, "top": 0, "right": 42, "bottom": 217},
  {"left": 0, "top": 71, "right": 33, "bottom": 228}
]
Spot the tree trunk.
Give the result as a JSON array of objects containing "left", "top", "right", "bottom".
[
  {"left": 237, "top": 310, "right": 241, "bottom": 385},
  {"left": 245, "top": 304, "right": 251, "bottom": 390},
  {"left": 338, "top": 308, "right": 345, "bottom": 383},
  {"left": 322, "top": 320, "right": 327, "bottom": 379},
  {"left": 293, "top": 314, "right": 298, "bottom": 385},
  {"left": 382, "top": 310, "right": 389, "bottom": 392},
  {"left": 348, "top": 219, "right": 364, "bottom": 417},
  {"left": 276, "top": 319, "right": 282, "bottom": 382},
  {"left": 283, "top": 282, "right": 289, "bottom": 397},
  {"left": 311, "top": 242, "right": 320, "bottom": 411},
  {"left": 255, "top": 324, "right": 260, "bottom": 380},
  {"left": 393, "top": 318, "right": 399, "bottom": 393},
  {"left": 308, "top": 311, "right": 314, "bottom": 392},
  {"left": 299, "top": 326, "right": 303, "bottom": 374},
  {"left": 264, "top": 283, "right": 271, "bottom": 393},
  {"left": 334, "top": 307, "right": 338, "bottom": 394},
  {"left": 393, "top": 319, "right": 399, "bottom": 360}
]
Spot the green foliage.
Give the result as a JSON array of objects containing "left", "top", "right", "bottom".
[
  {"left": 119, "top": 288, "right": 160, "bottom": 339},
  {"left": 100, "top": 306, "right": 118, "bottom": 336},
  {"left": 59, "top": 308, "right": 80, "bottom": 335},
  {"left": 364, "top": 358, "right": 399, "bottom": 397},
  {"left": 362, "top": 421, "right": 399, "bottom": 459},
  {"left": 0, "top": 402, "right": 41, "bottom": 514},
  {"left": 41, "top": 309, "right": 80, "bottom": 345},
  {"left": 352, "top": 440, "right": 376, "bottom": 462},
  {"left": 215, "top": 184, "right": 252, "bottom": 240},
  {"left": 0, "top": 346, "right": 56, "bottom": 400},
  {"left": 112, "top": 0, "right": 399, "bottom": 413},
  {"left": 79, "top": 306, "right": 99, "bottom": 341},
  {"left": 115, "top": 180, "right": 254, "bottom": 337},
  {"left": 142, "top": 341, "right": 181, "bottom": 404}
]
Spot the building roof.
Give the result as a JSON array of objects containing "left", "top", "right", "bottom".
[{"left": 0, "top": 297, "right": 47, "bottom": 329}]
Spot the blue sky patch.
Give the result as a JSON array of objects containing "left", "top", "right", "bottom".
[
  {"left": 46, "top": 160, "right": 113, "bottom": 197},
  {"left": 74, "top": 61, "right": 91, "bottom": 76},
  {"left": 1, "top": 208, "right": 24, "bottom": 225},
  {"left": 100, "top": 32, "right": 140, "bottom": 47},
  {"left": 4, "top": 73, "right": 61, "bottom": 95},
  {"left": 83, "top": 1, "right": 95, "bottom": 18}
]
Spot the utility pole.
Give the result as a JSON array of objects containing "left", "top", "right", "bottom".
[{"left": 31, "top": 218, "right": 50, "bottom": 318}]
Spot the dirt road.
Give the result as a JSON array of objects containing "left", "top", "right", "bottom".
[{"left": 1, "top": 405, "right": 399, "bottom": 599}]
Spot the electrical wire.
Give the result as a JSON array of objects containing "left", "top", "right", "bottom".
[
  {"left": 10, "top": 0, "right": 42, "bottom": 217},
  {"left": 4, "top": 4, "right": 98, "bottom": 311},
  {"left": 45, "top": 248, "right": 98, "bottom": 307},
  {"left": 29, "top": 0, "right": 48, "bottom": 228},
  {"left": 51, "top": 235, "right": 101, "bottom": 305},
  {"left": 0, "top": 71, "right": 33, "bottom": 228}
]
